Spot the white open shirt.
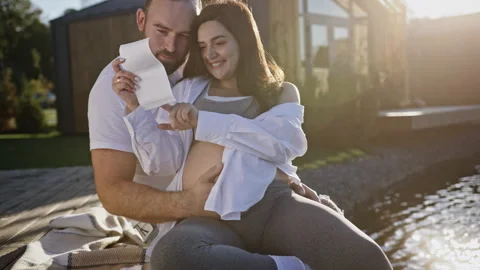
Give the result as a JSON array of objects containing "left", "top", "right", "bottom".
[{"left": 89, "top": 70, "right": 307, "bottom": 256}]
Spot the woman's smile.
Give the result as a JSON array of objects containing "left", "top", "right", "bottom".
[{"left": 210, "top": 61, "right": 225, "bottom": 69}]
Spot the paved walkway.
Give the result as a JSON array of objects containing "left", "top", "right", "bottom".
[{"left": 0, "top": 166, "right": 100, "bottom": 267}]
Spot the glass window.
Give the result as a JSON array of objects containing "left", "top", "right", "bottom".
[
  {"left": 299, "top": 0, "right": 349, "bottom": 18},
  {"left": 334, "top": 27, "right": 349, "bottom": 40}
]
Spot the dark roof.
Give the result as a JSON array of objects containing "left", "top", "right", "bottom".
[{"left": 51, "top": 0, "right": 144, "bottom": 24}]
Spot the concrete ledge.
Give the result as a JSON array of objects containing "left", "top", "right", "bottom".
[{"left": 378, "top": 105, "right": 480, "bottom": 131}]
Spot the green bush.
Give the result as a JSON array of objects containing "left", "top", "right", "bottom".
[
  {"left": 0, "top": 68, "right": 18, "bottom": 131},
  {"left": 16, "top": 84, "right": 46, "bottom": 133}
]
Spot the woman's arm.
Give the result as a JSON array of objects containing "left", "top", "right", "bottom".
[
  {"left": 122, "top": 106, "right": 184, "bottom": 176},
  {"left": 111, "top": 58, "right": 189, "bottom": 176},
  {"left": 194, "top": 83, "right": 307, "bottom": 164}
]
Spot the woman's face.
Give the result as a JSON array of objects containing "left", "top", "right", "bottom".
[{"left": 198, "top": 20, "right": 240, "bottom": 82}]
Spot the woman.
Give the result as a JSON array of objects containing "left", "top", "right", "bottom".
[{"left": 113, "top": 1, "right": 391, "bottom": 269}]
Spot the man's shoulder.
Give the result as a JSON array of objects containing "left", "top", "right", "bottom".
[
  {"left": 173, "top": 76, "right": 209, "bottom": 98},
  {"left": 174, "top": 76, "right": 206, "bottom": 87},
  {"left": 98, "top": 60, "right": 117, "bottom": 84},
  {"left": 88, "top": 60, "right": 125, "bottom": 117}
]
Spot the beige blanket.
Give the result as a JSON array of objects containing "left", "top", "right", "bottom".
[{"left": 12, "top": 207, "right": 152, "bottom": 270}]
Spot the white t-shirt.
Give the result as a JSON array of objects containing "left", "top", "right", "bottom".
[{"left": 87, "top": 60, "right": 181, "bottom": 190}]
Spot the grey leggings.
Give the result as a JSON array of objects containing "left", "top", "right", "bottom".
[{"left": 151, "top": 181, "right": 392, "bottom": 270}]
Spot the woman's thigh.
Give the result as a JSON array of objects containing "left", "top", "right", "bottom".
[
  {"left": 262, "top": 193, "right": 393, "bottom": 270},
  {"left": 151, "top": 217, "right": 276, "bottom": 270}
]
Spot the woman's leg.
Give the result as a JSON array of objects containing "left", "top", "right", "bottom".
[
  {"left": 262, "top": 190, "right": 393, "bottom": 270},
  {"left": 150, "top": 217, "right": 277, "bottom": 270}
]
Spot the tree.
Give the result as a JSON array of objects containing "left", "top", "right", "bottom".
[
  {"left": 0, "top": 68, "right": 17, "bottom": 131},
  {"left": 0, "top": 0, "right": 53, "bottom": 88},
  {"left": 63, "top": 8, "right": 77, "bottom": 15},
  {"left": 15, "top": 77, "right": 46, "bottom": 133},
  {"left": 0, "top": 0, "right": 41, "bottom": 63}
]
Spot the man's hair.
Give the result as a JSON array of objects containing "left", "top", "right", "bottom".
[{"left": 144, "top": 0, "right": 202, "bottom": 14}]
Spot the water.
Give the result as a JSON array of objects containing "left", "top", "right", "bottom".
[{"left": 352, "top": 158, "right": 480, "bottom": 270}]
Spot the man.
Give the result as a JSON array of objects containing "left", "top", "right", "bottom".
[
  {"left": 88, "top": 0, "right": 324, "bottom": 266},
  {"left": 88, "top": 0, "right": 206, "bottom": 226}
]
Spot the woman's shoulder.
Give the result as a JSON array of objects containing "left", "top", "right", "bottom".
[{"left": 279, "top": 81, "right": 300, "bottom": 104}]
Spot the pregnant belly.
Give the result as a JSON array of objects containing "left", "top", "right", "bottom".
[
  {"left": 182, "top": 141, "right": 224, "bottom": 190},
  {"left": 182, "top": 141, "right": 292, "bottom": 190}
]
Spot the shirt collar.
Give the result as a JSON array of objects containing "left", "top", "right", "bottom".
[{"left": 168, "top": 70, "right": 182, "bottom": 87}]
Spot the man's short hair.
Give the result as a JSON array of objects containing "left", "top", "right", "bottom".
[{"left": 144, "top": 0, "right": 202, "bottom": 14}]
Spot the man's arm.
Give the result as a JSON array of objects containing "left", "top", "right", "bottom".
[{"left": 91, "top": 149, "right": 221, "bottom": 223}]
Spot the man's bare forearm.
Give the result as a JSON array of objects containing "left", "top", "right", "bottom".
[
  {"left": 91, "top": 149, "right": 194, "bottom": 224},
  {"left": 90, "top": 149, "right": 220, "bottom": 223},
  {"left": 97, "top": 178, "right": 193, "bottom": 224}
]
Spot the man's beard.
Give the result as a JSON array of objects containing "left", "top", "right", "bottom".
[{"left": 154, "top": 49, "right": 186, "bottom": 75}]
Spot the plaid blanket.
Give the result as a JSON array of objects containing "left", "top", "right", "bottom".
[{"left": 12, "top": 207, "right": 154, "bottom": 270}]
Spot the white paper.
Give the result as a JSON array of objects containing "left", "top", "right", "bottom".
[{"left": 119, "top": 38, "right": 176, "bottom": 110}]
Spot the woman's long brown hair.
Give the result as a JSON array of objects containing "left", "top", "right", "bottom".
[{"left": 183, "top": 0, "right": 285, "bottom": 112}]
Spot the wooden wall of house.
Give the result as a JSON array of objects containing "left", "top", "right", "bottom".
[
  {"left": 357, "top": 0, "right": 406, "bottom": 108},
  {"left": 265, "top": 0, "right": 300, "bottom": 82},
  {"left": 408, "top": 14, "right": 480, "bottom": 106},
  {"left": 69, "top": 13, "right": 141, "bottom": 133},
  {"left": 366, "top": 3, "right": 405, "bottom": 75}
]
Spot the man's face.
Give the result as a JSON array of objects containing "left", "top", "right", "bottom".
[{"left": 137, "top": 0, "right": 196, "bottom": 74}]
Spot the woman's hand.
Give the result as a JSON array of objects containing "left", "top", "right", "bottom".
[
  {"left": 289, "top": 181, "right": 343, "bottom": 214},
  {"left": 289, "top": 181, "right": 320, "bottom": 202},
  {"left": 111, "top": 58, "right": 141, "bottom": 112},
  {"left": 158, "top": 103, "right": 199, "bottom": 130}
]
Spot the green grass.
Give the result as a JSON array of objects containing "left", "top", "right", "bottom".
[
  {"left": 0, "top": 109, "right": 90, "bottom": 170},
  {"left": 0, "top": 130, "right": 60, "bottom": 139},
  {"left": 0, "top": 131, "right": 91, "bottom": 170},
  {"left": 294, "top": 148, "right": 368, "bottom": 171}
]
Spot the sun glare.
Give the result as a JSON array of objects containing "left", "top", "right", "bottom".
[{"left": 405, "top": 0, "right": 480, "bottom": 18}]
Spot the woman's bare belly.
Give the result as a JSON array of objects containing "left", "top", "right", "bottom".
[{"left": 182, "top": 141, "right": 290, "bottom": 190}]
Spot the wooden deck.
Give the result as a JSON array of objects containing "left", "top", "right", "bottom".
[{"left": 0, "top": 166, "right": 100, "bottom": 268}]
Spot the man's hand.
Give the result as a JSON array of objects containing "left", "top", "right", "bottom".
[
  {"left": 158, "top": 103, "right": 199, "bottom": 131},
  {"left": 183, "top": 164, "right": 223, "bottom": 219},
  {"left": 111, "top": 58, "right": 140, "bottom": 112}
]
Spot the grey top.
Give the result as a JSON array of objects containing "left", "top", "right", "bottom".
[{"left": 193, "top": 82, "right": 261, "bottom": 119}]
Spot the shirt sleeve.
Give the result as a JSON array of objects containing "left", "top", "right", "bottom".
[
  {"left": 122, "top": 106, "right": 184, "bottom": 176},
  {"left": 194, "top": 105, "right": 307, "bottom": 164},
  {"left": 88, "top": 65, "right": 133, "bottom": 153}
]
